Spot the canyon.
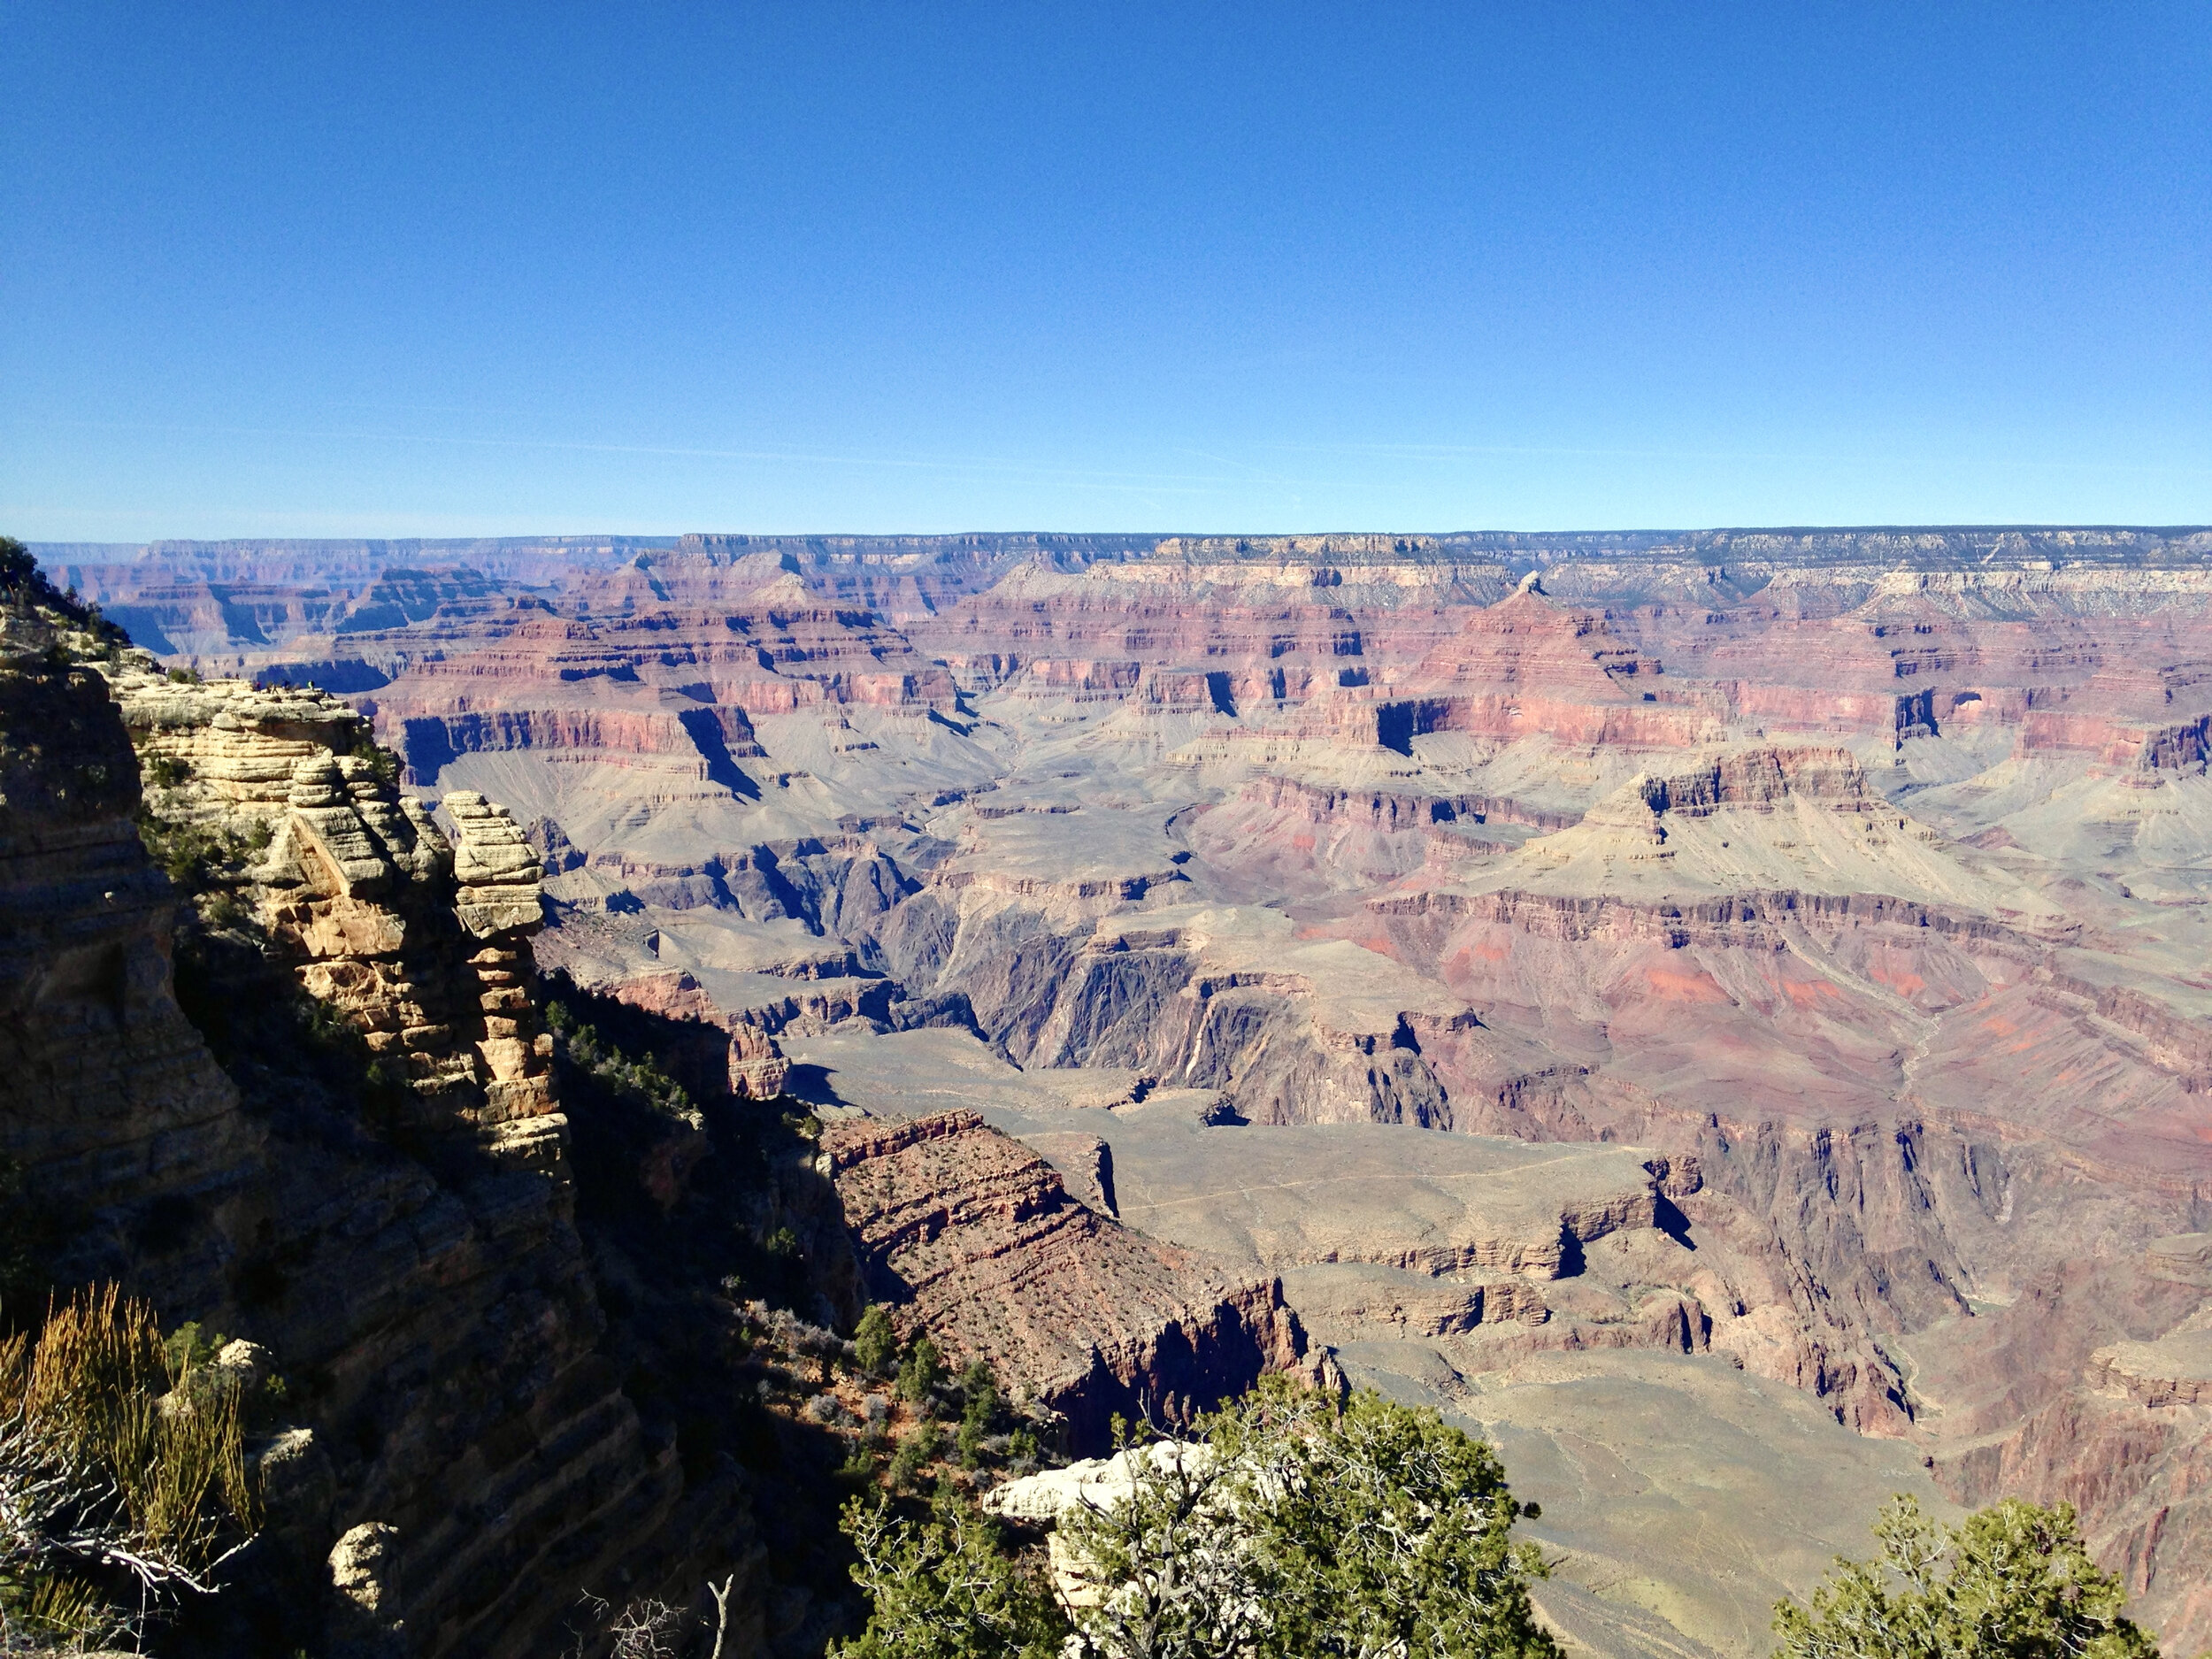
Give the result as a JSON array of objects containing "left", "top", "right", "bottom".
[{"left": 14, "top": 523, "right": 2212, "bottom": 1656}]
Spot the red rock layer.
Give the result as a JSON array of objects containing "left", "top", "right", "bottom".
[{"left": 823, "top": 1109, "right": 1319, "bottom": 1450}]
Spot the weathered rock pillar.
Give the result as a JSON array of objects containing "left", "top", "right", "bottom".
[{"left": 443, "top": 790, "right": 565, "bottom": 1175}]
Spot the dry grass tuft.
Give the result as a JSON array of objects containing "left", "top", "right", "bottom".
[{"left": 0, "top": 1286, "right": 258, "bottom": 1647}]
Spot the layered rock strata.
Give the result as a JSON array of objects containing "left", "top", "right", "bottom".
[
  {"left": 0, "top": 629, "right": 259, "bottom": 1308},
  {"left": 821, "top": 1109, "right": 1321, "bottom": 1449},
  {"left": 1, "top": 637, "right": 754, "bottom": 1656},
  {"left": 38, "top": 527, "right": 2212, "bottom": 1652},
  {"left": 111, "top": 670, "right": 569, "bottom": 1177},
  {"left": 1916, "top": 1233, "right": 2212, "bottom": 1648}
]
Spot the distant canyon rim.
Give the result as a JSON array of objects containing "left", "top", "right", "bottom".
[{"left": 27, "top": 523, "right": 2212, "bottom": 1656}]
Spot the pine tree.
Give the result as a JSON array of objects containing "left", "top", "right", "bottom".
[
  {"left": 854, "top": 1304, "right": 897, "bottom": 1378},
  {"left": 1772, "top": 1494, "right": 2159, "bottom": 1659}
]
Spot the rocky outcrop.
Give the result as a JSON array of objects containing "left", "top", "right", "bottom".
[
  {"left": 111, "top": 669, "right": 568, "bottom": 1177},
  {"left": 0, "top": 632, "right": 260, "bottom": 1309},
  {"left": 0, "top": 630, "right": 758, "bottom": 1656},
  {"left": 2092, "top": 1322, "right": 2212, "bottom": 1409},
  {"left": 1278, "top": 1263, "right": 1548, "bottom": 1342},
  {"left": 875, "top": 897, "right": 1468, "bottom": 1130},
  {"left": 1234, "top": 772, "right": 1581, "bottom": 834},
  {"left": 1632, "top": 746, "right": 1876, "bottom": 816},
  {"left": 822, "top": 1110, "right": 1323, "bottom": 1450}
]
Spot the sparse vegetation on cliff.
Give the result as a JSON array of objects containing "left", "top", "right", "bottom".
[
  {"left": 0, "top": 1287, "right": 257, "bottom": 1652},
  {"left": 545, "top": 995, "right": 703, "bottom": 1125},
  {"left": 0, "top": 537, "right": 128, "bottom": 657},
  {"left": 839, "top": 1378, "right": 1559, "bottom": 1659},
  {"left": 841, "top": 1489, "right": 1067, "bottom": 1659}
]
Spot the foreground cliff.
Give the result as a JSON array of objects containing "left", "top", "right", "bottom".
[{"left": 0, "top": 584, "right": 773, "bottom": 1654}]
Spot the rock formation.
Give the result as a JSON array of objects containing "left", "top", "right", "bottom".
[
  {"left": 0, "top": 612, "right": 763, "bottom": 1654},
  {"left": 26, "top": 524, "right": 2212, "bottom": 1654},
  {"left": 821, "top": 1109, "right": 1322, "bottom": 1450}
]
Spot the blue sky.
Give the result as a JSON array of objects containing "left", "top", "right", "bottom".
[{"left": 4, "top": 3, "right": 2208, "bottom": 539}]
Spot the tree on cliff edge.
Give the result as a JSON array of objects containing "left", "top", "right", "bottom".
[
  {"left": 841, "top": 1487, "right": 1068, "bottom": 1659},
  {"left": 1772, "top": 1494, "right": 2160, "bottom": 1659},
  {"left": 839, "top": 1378, "right": 1560, "bottom": 1659},
  {"left": 0, "top": 535, "right": 125, "bottom": 649}
]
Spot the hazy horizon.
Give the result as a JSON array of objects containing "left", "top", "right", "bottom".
[{"left": 26, "top": 520, "right": 2212, "bottom": 557}]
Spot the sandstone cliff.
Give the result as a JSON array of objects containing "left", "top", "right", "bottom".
[
  {"left": 0, "top": 596, "right": 770, "bottom": 1655},
  {"left": 821, "top": 1109, "right": 1324, "bottom": 1451}
]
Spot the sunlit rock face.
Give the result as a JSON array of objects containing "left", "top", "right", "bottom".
[
  {"left": 0, "top": 619, "right": 757, "bottom": 1657},
  {"left": 820, "top": 1106, "right": 1327, "bottom": 1452},
  {"left": 37, "top": 522, "right": 2212, "bottom": 1654}
]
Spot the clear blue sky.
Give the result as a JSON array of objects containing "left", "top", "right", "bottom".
[{"left": 5, "top": 3, "right": 2208, "bottom": 540}]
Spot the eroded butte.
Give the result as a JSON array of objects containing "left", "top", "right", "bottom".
[{"left": 56, "top": 525, "right": 2212, "bottom": 1655}]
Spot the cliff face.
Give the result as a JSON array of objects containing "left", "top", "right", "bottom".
[
  {"left": 1916, "top": 1236, "right": 2212, "bottom": 1648},
  {"left": 0, "top": 620, "right": 754, "bottom": 1655},
  {"left": 0, "top": 635, "right": 258, "bottom": 1311}
]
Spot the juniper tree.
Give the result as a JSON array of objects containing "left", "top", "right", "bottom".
[
  {"left": 897, "top": 1334, "right": 943, "bottom": 1408},
  {"left": 1217, "top": 1380, "right": 1558, "bottom": 1659},
  {"left": 839, "top": 1487, "right": 1066, "bottom": 1659},
  {"left": 854, "top": 1305, "right": 897, "bottom": 1378},
  {"left": 840, "top": 1379, "right": 1559, "bottom": 1659},
  {"left": 1771, "top": 1494, "right": 2158, "bottom": 1659}
]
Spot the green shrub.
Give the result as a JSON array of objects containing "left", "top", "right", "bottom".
[
  {"left": 1068, "top": 1379, "right": 1557, "bottom": 1659},
  {"left": 841, "top": 1379, "right": 1558, "bottom": 1659},
  {"left": 839, "top": 1487, "right": 1065, "bottom": 1659},
  {"left": 543, "top": 999, "right": 700, "bottom": 1124},
  {"left": 0, "top": 535, "right": 130, "bottom": 651},
  {"left": 838, "top": 1440, "right": 880, "bottom": 1484},
  {"left": 346, "top": 726, "right": 400, "bottom": 787},
  {"left": 853, "top": 1305, "right": 897, "bottom": 1378},
  {"left": 956, "top": 1362, "right": 999, "bottom": 1469},
  {"left": 896, "top": 1334, "right": 942, "bottom": 1408},
  {"left": 886, "top": 1423, "right": 940, "bottom": 1493},
  {"left": 1772, "top": 1494, "right": 2159, "bottom": 1659},
  {"left": 0, "top": 536, "right": 37, "bottom": 594},
  {"left": 159, "top": 1321, "right": 229, "bottom": 1379},
  {"left": 958, "top": 1360, "right": 997, "bottom": 1418},
  {"left": 955, "top": 1417, "right": 986, "bottom": 1471},
  {"left": 134, "top": 809, "right": 255, "bottom": 895}
]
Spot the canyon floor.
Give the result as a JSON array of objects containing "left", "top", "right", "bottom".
[{"left": 40, "top": 526, "right": 2212, "bottom": 1655}]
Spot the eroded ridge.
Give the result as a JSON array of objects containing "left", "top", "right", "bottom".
[{"left": 822, "top": 1107, "right": 1326, "bottom": 1449}]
